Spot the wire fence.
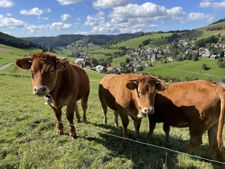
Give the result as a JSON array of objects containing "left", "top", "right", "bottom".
[
  {"left": 8, "top": 96, "right": 225, "bottom": 166},
  {"left": 1, "top": 65, "right": 225, "bottom": 167}
]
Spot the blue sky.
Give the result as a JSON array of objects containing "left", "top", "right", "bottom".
[{"left": 0, "top": 0, "right": 225, "bottom": 37}]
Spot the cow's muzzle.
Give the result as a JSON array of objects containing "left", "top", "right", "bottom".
[
  {"left": 142, "top": 107, "right": 155, "bottom": 115},
  {"left": 33, "top": 86, "right": 49, "bottom": 96},
  {"left": 137, "top": 107, "right": 155, "bottom": 119}
]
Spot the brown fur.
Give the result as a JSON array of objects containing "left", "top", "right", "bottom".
[
  {"left": 99, "top": 73, "right": 165, "bottom": 139},
  {"left": 148, "top": 80, "right": 225, "bottom": 161},
  {"left": 16, "top": 53, "right": 90, "bottom": 138}
]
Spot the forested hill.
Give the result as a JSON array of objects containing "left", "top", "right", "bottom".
[
  {"left": 0, "top": 32, "right": 38, "bottom": 49},
  {"left": 23, "top": 33, "right": 144, "bottom": 50}
]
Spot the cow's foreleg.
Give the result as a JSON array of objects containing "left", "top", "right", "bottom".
[
  {"left": 52, "top": 107, "right": 64, "bottom": 136},
  {"left": 66, "top": 102, "right": 77, "bottom": 138},
  {"left": 114, "top": 111, "right": 119, "bottom": 127},
  {"left": 134, "top": 119, "right": 142, "bottom": 140},
  {"left": 148, "top": 116, "right": 156, "bottom": 138},
  {"left": 118, "top": 111, "right": 129, "bottom": 138},
  {"left": 163, "top": 123, "right": 170, "bottom": 142}
]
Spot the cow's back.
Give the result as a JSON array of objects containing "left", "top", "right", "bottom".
[
  {"left": 71, "top": 64, "right": 90, "bottom": 100},
  {"left": 99, "top": 74, "right": 142, "bottom": 110},
  {"left": 154, "top": 80, "right": 222, "bottom": 127}
]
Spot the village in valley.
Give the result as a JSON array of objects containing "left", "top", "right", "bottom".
[{"left": 74, "top": 35, "right": 225, "bottom": 74}]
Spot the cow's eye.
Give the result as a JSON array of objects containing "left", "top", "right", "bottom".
[{"left": 50, "top": 69, "right": 54, "bottom": 73}]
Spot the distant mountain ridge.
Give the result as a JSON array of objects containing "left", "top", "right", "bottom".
[
  {"left": 23, "top": 33, "right": 144, "bottom": 50},
  {"left": 0, "top": 32, "right": 38, "bottom": 49}
]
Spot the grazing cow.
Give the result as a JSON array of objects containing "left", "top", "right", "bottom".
[
  {"left": 148, "top": 80, "right": 225, "bottom": 161},
  {"left": 16, "top": 53, "right": 90, "bottom": 138},
  {"left": 98, "top": 74, "right": 166, "bottom": 139}
]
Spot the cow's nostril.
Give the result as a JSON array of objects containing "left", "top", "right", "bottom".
[
  {"left": 42, "top": 87, "right": 46, "bottom": 92},
  {"left": 34, "top": 88, "right": 37, "bottom": 92}
]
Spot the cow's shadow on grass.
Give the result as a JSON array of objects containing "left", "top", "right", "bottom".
[{"left": 85, "top": 122, "right": 225, "bottom": 169}]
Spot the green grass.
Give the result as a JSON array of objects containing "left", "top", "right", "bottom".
[
  {"left": 111, "top": 56, "right": 127, "bottom": 68},
  {"left": 112, "top": 33, "right": 172, "bottom": 49},
  {"left": 0, "top": 46, "right": 225, "bottom": 168},
  {"left": 144, "top": 59, "right": 225, "bottom": 82},
  {"left": 0, "top": 44, "right": 40, "bottom": 66}
]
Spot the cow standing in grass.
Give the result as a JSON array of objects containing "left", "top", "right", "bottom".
[
  {"left": 98, "top": 74, "right": 166, "bottom": 139},
  {"left": 148, "top": 80, "right": 225, "bottom": 162},
  {"left": 16, "top": 53, "right": 90, "bottom": 138}
]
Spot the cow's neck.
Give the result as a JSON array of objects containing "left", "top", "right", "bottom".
[{"left": 49, "top": 68, "right": 69, "bottom": 101}]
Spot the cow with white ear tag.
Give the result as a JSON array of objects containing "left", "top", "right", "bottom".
[{"left": 16, "top": 52, "right": 90, "bottom": 138}]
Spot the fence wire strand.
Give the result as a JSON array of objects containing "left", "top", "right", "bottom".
[{"left": 12, "top": 99, "right": 225, "bottom": 166}]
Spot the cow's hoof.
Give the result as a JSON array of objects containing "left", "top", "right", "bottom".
[
  {"left": 114, "top": 123, "right": 119, "bottom": 128},
  {"left": 69, "top": 132, "right": 77, "bottom": 139},
  {"left": 57, "top": 130, "right": 64, "bottom": 136}
]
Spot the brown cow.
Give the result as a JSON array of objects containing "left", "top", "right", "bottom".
[
  {"left": 16, "top": 53, "right": 90, "bottom": 138},
  {"left": 148, "top": 80, "right": 225, "bottom": 161},
  {"left": 98, "top": 73, "right": 166, "bottom": 139}
]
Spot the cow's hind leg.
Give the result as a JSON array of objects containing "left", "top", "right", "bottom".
[
  {"left": 75, "top": 104, "right": 81, "bottom": 123},
  {"left": 81, "top": 92, "right": 89, "bottom": 123},
  {"left": 52, "top": 107, "right": 64, "bottom": 136},
  {"left": 185, "top": 125, "right": 204, "bottom": 154},
  {"left": 101, "top": 100, "right": 108, "bottom": 124},
  {"left": 204, "top": 124, "right": 217, "bottom": 160},
  {"left": 66, "top": 102, "right": 77, "bottom": 138}
]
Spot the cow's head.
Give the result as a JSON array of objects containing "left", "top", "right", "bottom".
[
  {"left": 16, "top": 53, "right": 68, "bottom": 96},
  {"left": 126, "top": 75, "right": 166, "bottom": 118}
]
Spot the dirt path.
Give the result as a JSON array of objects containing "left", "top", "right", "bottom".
[{"left": 0, "top": 63, "right": 12, "bottom": 70}]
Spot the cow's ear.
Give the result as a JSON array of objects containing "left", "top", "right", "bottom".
[
  {"left": 155, "top": 81, "right": 167, "bottom": 91},
  {"left": 56, "top": 59, "right": 68, "bottom": 71},
  {"left": 16, "top": 57, "right": 32, "bottom": 69},
  {"left": 126, "top": 80, "right": 138, "bottom": 90}
]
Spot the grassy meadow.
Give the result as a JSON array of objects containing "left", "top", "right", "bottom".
[
  {"left": 0, "top": 46, "right": 225, "bottom": 169},
  {"left": 112, "top": 33, "right": 172, "bottom": 49},
  {"left": 144, "top": 59, "right": 225, "bottom": 82}
]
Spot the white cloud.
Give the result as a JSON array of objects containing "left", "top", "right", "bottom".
[
  {"left": 93, "top": 0, "right": 130, "bottom": 9},
  {"left": 57, "top": 0, "right": 83, "bottom": 5},
  {"left": 0, "top": 15, "right": 24, "bottom": 28},
  {"left": 200, "top": 0, "right": 225, "bottom": 9},
  {"left": 24, "top": 24, "right": 47, "bottom": 33},
  {"left": 187, "top": 12, "right": 214, "bottom": 22},
  {"left": 85, "top": 11, "right": 157, "bottom": 34},
  {"left": 111, "top": 2, "right": 184, "bottom": 19},
  {"left": 20, "top": 7, "right": 44, "bottom": 16},
  {"left": 0, "top": 0, "right": 14, "bottom": 8},
  {"left": 49, "top": 22, "right": 72, "bottom": 30},
  {"left": 61, "top": 14, "right": 70, "bottom": 21}
]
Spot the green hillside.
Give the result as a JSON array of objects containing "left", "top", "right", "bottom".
[
  {"left": 0, "top": 32, "right": 38, "bottom": 49},
  {"left": 181, "top": 20, "right": 225, "bottom": 39},
  {"left": 0, "top": 44, "right": 40, "bottom": 66},
  {"left": 112, "top": 33, "right": 172, "bottom": 49},
  {"left": 144, "top": 59, "right": 225, "bottom": 82}
]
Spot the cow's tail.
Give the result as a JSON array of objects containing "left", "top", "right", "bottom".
[{"left": 216, "top": 88, "right": 225, "bottom": 162}]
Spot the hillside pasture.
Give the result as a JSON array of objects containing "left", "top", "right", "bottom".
[
  {"left": 0, "top": 63, "right": 225, "bottom": 168},
  {"left": 112, "top": 33, "right": 172, "bottom": 49},
  {"left": 0, "top": 44, "right": 39, "bottom": 66},
  {"left": 144, "top": 59, "right": 225, "bottom": 82}
]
